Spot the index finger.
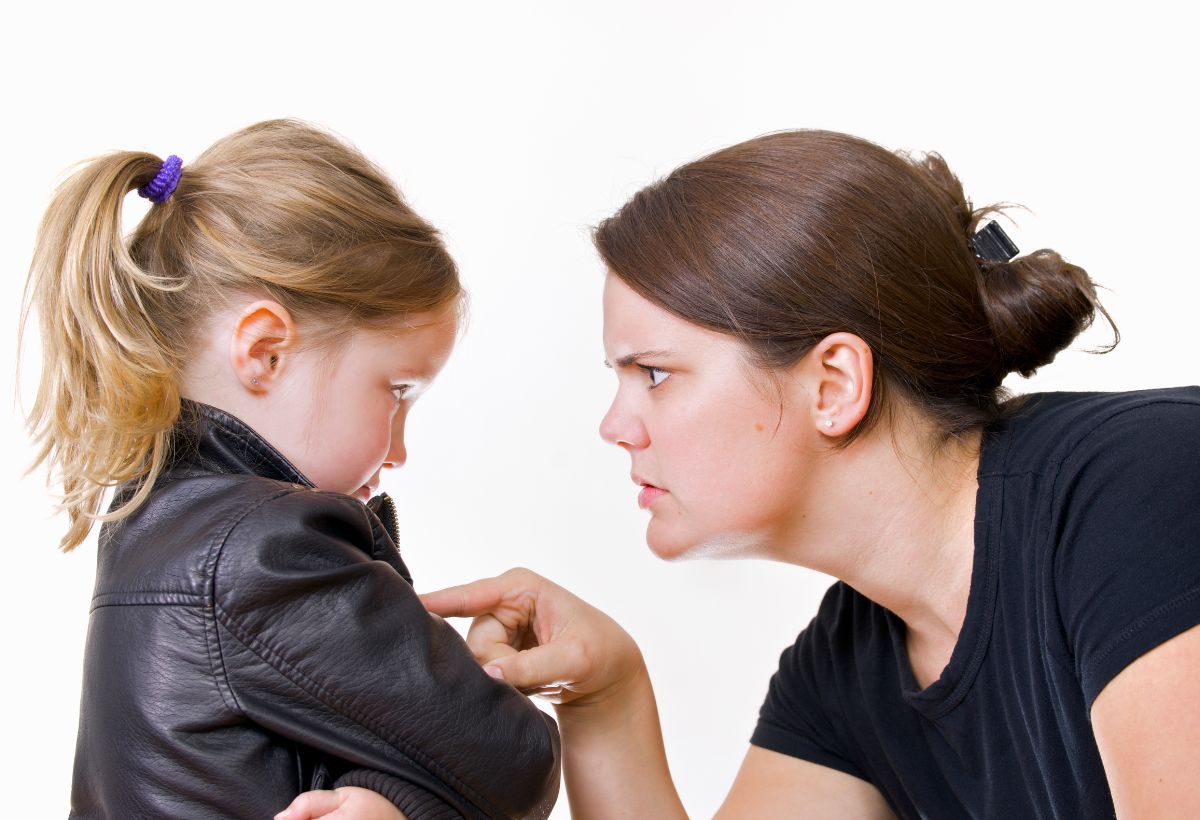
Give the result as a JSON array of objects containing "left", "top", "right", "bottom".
[{"left": 419, "top": 576, "right": 514, "bottom": 618}]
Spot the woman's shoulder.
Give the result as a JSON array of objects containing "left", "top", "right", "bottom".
[
  {"left": 1012, "top": 385, "right": 1200, "bottom": 420},
  {"left": 987, "top": 386, "right": 1200, "bottom": 477},
  {"left": 791, "top": 581, "right": 893, "bottom": 660}
]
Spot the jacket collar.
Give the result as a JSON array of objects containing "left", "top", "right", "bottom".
[
  {"left": 171, "top": 400, "right": 313, "bottom": 486},
  {"left": 167, "top": 401, "right": 406, "bottom": 576}
]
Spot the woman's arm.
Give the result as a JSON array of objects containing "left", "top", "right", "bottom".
[
  {"left": 425, "top": 569, "right": 686, "bottom": 819},
  {"left": 424, "top": 569, "right": 889, "bottom": 819},
  {"left": 1091, "top": 623, "right": 1200, "bottom": 819},
  {"left": 717, "top": 747, "right": 894, "bottom": 819}
]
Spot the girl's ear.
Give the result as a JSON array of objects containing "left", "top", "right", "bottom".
[
  {"left": 797, "top": 332, "right": 874, "bottom": 438},
  {"left": 229, "top": 300, "right": 297, "bottom": 393}
]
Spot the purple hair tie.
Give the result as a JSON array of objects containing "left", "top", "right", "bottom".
[{"left": 138, "top": 155, "right": 183, "bottom": 203}]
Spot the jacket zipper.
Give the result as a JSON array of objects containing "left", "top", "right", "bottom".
[{"left": 375, "top": 492, "right": 400, "bottom": 546}]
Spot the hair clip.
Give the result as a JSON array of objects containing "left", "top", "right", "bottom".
[
  {"left": 970, "top": 221, "right": 1019, "bottom": 262},
  {"left": 138, "top": 155, "right": 183, "bottom": 203}
]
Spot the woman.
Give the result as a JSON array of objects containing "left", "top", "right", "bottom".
[{"left": 293, "top": 130, "right": 1200, "bottom": 819}]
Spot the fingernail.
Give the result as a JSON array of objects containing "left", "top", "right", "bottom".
[{"left": 484, "top": 665, "right": 505, "bottom": 681}]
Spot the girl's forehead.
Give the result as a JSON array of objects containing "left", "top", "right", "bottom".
[{"left": 389, "top": 299, "right": 461, "bottom": 330}]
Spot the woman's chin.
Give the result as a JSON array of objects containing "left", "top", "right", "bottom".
[
  {"left": 646, "top": 523, "right": 759, "bottom": 562},
  {"left": 643, "top": 515, "right": 695, "bottom": 561},
  {"left": 647, "top": 521, "right": 765, "bottom": 562}
]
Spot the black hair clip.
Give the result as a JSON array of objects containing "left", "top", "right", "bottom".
[{"left": 970, "top": 221, "right": 1019, "bottom": 262}]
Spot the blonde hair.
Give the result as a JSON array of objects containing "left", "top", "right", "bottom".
[{"left": 22, "top": 119, "right": 461, "bottom": 550}]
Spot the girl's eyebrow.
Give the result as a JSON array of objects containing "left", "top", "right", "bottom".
[{"left": 604, "top": 350, "right": 676, "bottom": 369}]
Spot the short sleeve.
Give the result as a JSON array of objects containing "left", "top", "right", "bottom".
[
  {"left": 1053, "top": 398, "right": 1200, "bottom": 708},
  {"left": 751, "top": 584, "right": 871, "bottom": 782}
]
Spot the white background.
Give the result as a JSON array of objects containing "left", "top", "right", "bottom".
[{"left": 2, "top": 2, "right": 1197, "bottom": 817}]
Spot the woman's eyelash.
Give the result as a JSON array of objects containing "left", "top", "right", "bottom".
[
  {"left": 391, "top": 384, "right": 413, "bottom": 399},
  {"left": 637, "top": 365, "right": 671, "bottom": 389}
]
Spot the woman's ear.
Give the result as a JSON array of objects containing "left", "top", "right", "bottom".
[
  {"left": 805, "top": 332, "right": 873, "bottom": 438},
  {"left": 228, "top": 300, "right": 297, "bottom": 393}
]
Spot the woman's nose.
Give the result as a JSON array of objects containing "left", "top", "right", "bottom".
[{"left": 599, "top": 395, "right": 649, "bottom": 450}]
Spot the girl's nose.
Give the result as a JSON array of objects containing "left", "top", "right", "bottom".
[{"left": 386, "top": 414, "right": 408, "bottom": 469}]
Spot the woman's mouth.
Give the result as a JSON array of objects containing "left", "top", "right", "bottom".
[{"left": 638, "top": 484, "right": 667, "bottom": 509}]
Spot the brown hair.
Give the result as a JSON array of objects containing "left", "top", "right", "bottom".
[
  {"left": 594, "top": 129, "right": 1115, "bottom": 443},
  {"left": 23, "top": 119, "right": 461, "bottom": 550}
]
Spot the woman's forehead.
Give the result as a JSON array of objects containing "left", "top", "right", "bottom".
[{"left": 602, "top": 274, "right": 737, "bottom": 362}]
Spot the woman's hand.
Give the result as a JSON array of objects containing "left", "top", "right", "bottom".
[
  {"left": 420, "top": 567, "right": 644, "bottom": 705},
  {"left": 274, "top": 787, "right": 406, "bottom": 820},
  {"left": 423, "top": 568, "right": 688, "bottom": 818}
]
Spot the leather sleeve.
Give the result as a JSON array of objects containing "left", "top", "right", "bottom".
[{"left": 206, "top": 488, "right": 560, "bottom": 820}]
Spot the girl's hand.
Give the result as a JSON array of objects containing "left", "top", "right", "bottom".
[
  {"left": 275, "top": 787, "right": 406, "bottom": 820},
  {"left": 420, "top": 568, "right": 644, "bottom": 705}
]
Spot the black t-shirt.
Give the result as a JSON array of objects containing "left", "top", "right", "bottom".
[{"left": 752, "top": 388, "right": 1200, "bottom": 819}]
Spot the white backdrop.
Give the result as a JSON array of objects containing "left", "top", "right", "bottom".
[{"left": 3, "top": 2, "right": 1197, "bottom": 817}]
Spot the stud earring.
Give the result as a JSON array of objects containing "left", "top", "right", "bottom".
[
  {"left": 250, "top": 377, "right": 260, "bottom": 387},
  {"left": 822, "top": 419, "right": 834, "bottom": 429}
]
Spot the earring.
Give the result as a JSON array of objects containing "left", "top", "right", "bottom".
[
  {"left": 822, "top": 419, "right": 834, "bottom": 429},
  {"left": 250, "top": 377, "right": 260, "bottom": 387}
]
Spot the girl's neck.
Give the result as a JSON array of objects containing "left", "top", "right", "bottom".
[{"left": 778, "top": 415, "right": 983, "bottom": 681}]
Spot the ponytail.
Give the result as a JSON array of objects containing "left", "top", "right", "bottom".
[{"left": 23, "top": 152, "right": 186, "bottom": 550}]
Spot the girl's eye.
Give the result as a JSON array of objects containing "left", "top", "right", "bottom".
[
  {"left": 391, "top": 384, "right": 413, "bottom": 401},
  {"left": 640, "top": 366, "right": 671, "bottom": 389}
]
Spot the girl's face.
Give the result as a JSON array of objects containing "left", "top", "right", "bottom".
[
  {"left": 266, "top": 303, "right": 459, "bottom": 501},
  {"left": 600, "top": 274, "right": 822, "bottom": 560}
]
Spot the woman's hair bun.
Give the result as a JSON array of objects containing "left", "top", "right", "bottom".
[{"left": 977, "top": 249, "right": 1115, "bottom": 378}]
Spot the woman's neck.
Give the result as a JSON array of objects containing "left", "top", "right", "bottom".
[{"left": 778, "top": 414, "right": 983, "bottom": 684}]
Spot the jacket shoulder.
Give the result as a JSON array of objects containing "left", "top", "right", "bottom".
[{"left": 96, "top": 474, "right": 358, "bottom": 605}]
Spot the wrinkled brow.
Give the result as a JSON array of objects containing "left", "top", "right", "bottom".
[{"left": 603, "top": 349, "right": 676, "bottom": 369}]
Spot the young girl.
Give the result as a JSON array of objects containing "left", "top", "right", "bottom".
[{"left": 24, "top": 119, "right": 559, "bottom": 819}]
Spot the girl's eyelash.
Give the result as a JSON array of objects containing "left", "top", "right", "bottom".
[{"left": 392, "top": 384, "right": 413, "bottom": 399}]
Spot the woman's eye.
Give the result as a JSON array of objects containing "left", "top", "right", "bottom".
[
  {"left": 391, "top": 384, "right": 413, "bottom": 401},
  {"left": 640, "top": 366, "right": 671, "bottom": 389}
]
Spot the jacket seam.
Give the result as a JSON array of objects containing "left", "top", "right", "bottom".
[
  {"left": 202, "top": 488, "right": 300, "bottom": 717},
  {"left": 213, "top": 600, "right": 502, "bottom": 818},
  {"left": 91, "top": 592, "right": 206, "bottom": 609}
]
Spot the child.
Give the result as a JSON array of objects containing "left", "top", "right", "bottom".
[{"left": 24, "top": 119, "right": 559, "bottom": 819}]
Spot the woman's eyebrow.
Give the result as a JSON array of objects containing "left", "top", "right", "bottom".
[{"left": 604, "top": 350, "right": 676, "bottom": 368}]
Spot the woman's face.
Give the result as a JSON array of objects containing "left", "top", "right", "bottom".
[{"left": 600, "top": 274, "right": 821, "bottom": 560}]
